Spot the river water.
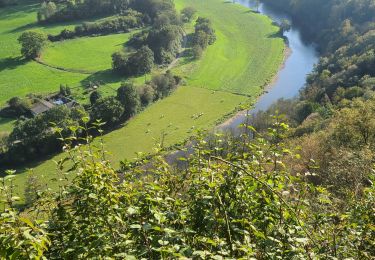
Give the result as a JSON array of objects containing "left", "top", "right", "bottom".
[{"left": 220, "top": 0, "right": 319, "bottom": 131}]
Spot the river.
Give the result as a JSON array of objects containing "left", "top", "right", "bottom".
[{"left": 219, "top": 0, "right": 319, "bottom": 131}]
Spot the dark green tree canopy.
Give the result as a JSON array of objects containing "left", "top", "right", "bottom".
[
  {"left": 117, "top": 82, "right": 140, "bottom": 119},
  {"left": 18, "top": 31, "right": 48, "bottom": 59},
  {"left": 90, "top": 96, "right": 125, "bottom": 126}
]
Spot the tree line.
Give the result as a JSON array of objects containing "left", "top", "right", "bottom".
[
  {"left": 48, "top": 10, "right": 144, "bottom": 41},
  {"left": 247, "top": 0, "right": 375, "bottom": 207}
]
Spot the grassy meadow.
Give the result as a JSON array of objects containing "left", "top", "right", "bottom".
[
  {"left": 42, "top": 32, "right": 136, "bottom": 73},
  {"left": 173, "top": 0, "right": 284, "bottom": 95},
  {"left": 0, "top": 0, "right": 285, "bottom": 203}
]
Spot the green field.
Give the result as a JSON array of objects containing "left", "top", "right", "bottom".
[
  {"left": 1, "top": 0, "right": 285, "bottom": 203},
  {"left": 0, "top": 1, "right": 88, "bottom": 105},
  {"left": 42, "top": 32, "right": 135, "bottom": 73},
  {"left": 174, "top": 0, "right": 284, "bottom": 95}
]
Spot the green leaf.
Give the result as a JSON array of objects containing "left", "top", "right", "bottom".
[{"left": 130, "top": 224, "right": 141, "bottom": 229}]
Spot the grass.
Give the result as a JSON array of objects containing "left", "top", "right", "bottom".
[
  {"left": 42, "top": 32, "right": 136, "bottom": 73},
  {"left": 0, "top": 118, "right": 15, "bottom": 133},
  {"left": 0, "top": 1, "right": 130, "bottom": 130},
  {"left": 173, "top": 0, "right": 284, "bottom": 95},
  {"left": 1, "top": 0, "right": 285, "bottom": 204}
]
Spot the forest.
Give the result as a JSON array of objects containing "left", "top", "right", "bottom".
[{"left": 1, "top": 0, "right": 374, "bottom": 258}]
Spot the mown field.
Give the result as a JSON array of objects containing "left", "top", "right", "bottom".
[
  {"left": 42, "top": 32, "right": 137, "bottom": 73},
  {"left": 1, "top": 0, "right": 285, "bottom": 203},
  {"left": 174, "top": 0, "right": 284, "bottom": 95}
]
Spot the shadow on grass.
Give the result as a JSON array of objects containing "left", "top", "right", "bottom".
[
  {"left": 267, "top": 31, "right": 283, "bottom": 39},
  {"left": 0, "top": 56, "right": 28, "bottom": 72},
  {"left": 0, "top": 150, "right": 60, "bottom": 177},
  {"left": 80, "top": 69, "right": 125, "bottom": 87},
  {"left": 243, "top": 9, "right": 260, "bottom": 14},
  {"left": 0, "top": 1, "right": 39, "bottom": 22},
  {"left": 7, "top": 21, "right": 38, "bottom": 33}
]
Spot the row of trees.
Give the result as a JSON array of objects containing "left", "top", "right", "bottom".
[
  {"left": 48, "top": 10, "right": 144, "bottom": 41},
  {"left": 90, "top": 71, "right": 180, "bottom": 126},
  {"left": 192, "top": 17, "right": 216, "bottom": 59},
  {"left": 37, "top": 0, "right": 132, "bottom": 23}
]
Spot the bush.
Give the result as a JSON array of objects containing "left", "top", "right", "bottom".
[
  {"left": 5, "top": 97, "right": 31, "bottom": 117},
  {"left": 151, "top": 71, "right": 179, "bottom": 99},
  {"left": 191, "top": 44, "right": 203, "bottom": 59},
  {"left": 90, "top": 96, "right": 124, "bottom": 126},
  {"left": 138, "top": 84, "right": 155, "bottom": 106},
  {"left": 117, "top": 82, "right": 140, "bottom": 119},
  {"left": 112, "top": 46, "right": 154, "bottom": 76},
  {"left": 181, "top": 6, "right": 196, "bottom": 22},
  {"left": 191, "top": 17, "right": 216, "bottom": 59}
]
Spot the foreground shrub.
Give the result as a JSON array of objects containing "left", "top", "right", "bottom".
[{"left": 1, "top": 117, "right": 374, "bottom": 258}]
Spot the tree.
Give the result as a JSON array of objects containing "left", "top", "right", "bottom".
[
  {"left": 280, "top": 19, "right": 291, "bottom": 33},
  {"left": 37, "top": 1, "right": 57, "bottom": 22},
  {"left": 146, "top": 24, "right": 184, "bottom": 64},
  {"left": 138, "top": 84, "right": 155, "bottom": 106},
  {"left": 7, "top": 97, "right": 31, "bottom": 116},
  {"left": 112, "top": 46, "right": 154, "bottom": 76},
  {"left": 130, "top": 45, "right": 154, "bottom": 75},
  {"left": 111, "top": 51, "right": 127, "bottom": 73},
  {"left": 181, "top": 6, "right": 196, "bottom": 22},
  {"left": 18, "top": 31, "right": 48, "bottom": 59},
  {"left": 59, "top": 84, "right": 71, "bottom": 96},
  {"left": 90, "top": 91, "right": 102, "bottom": 105},
  {"left": 191, "top": 44, "right": 203, "bottom": 59},
  {"left": 90, "top": 96, "right": 124, "bottom": 126},
  {"left": 117, "top": 82, "right": 140, "bottom": 119},
  {"left": 151, "top": 71, "right": 178, "bottom": 98}
]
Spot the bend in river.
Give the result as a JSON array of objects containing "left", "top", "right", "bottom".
[{"left": 219, "top": 0, "right": 319, "bottom": 131}]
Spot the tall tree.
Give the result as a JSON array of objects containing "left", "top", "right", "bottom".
[
  {"left": 117, "top": 82, "right": 140, "bottom": 119},
  {"left": 18, "top": 31, "right": 48, "bottom": 59}
]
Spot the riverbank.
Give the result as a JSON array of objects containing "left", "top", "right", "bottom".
[
  {"left": 217, "top": 0, "right": 318, "bottom": 131},
  {"left": 217, "top": 46, "right": 292, "bottom": 131}
]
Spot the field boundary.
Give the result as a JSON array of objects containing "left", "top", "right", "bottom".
[{"left": 34, "top": 58, "right": 95, "bottom": 75}]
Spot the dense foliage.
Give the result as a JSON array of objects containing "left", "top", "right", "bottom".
[
  {"left": 1, "top": 105, "right": 87, "bottom": 164},
  {"left": 192, "top": 17, "right": 216, "bottom": 59},
  {"left": 254, "top": 0, "right": 375, "bottom": 204},
  {"left": 262, "top": 0, "right": 375, "bottom": 108},
  {"left": 18, "top": 31, "right": 48, "bottom": 59},
  {"left": 1, "top": 118, "right": 374, "bottom": 258},
  {"left": 49, "top": 11, "right": 144, "bottom": 41},
  {"left": 112, "top": 46, "right": 155, "bottom": 76},
  {"left": 37, "top": 0, "right": 131, "bottom": 23}
]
